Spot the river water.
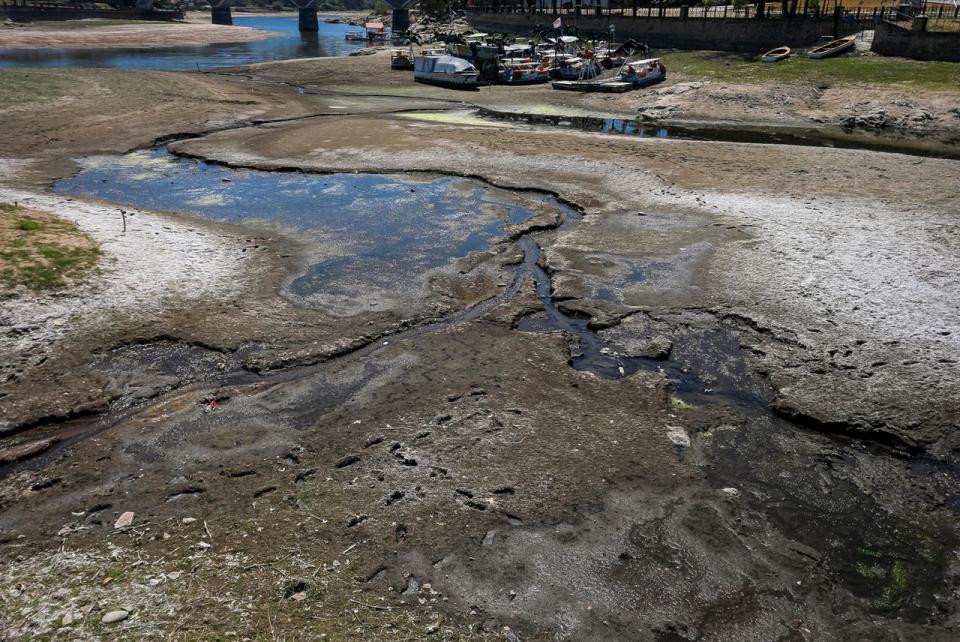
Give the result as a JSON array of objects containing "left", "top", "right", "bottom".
[{"left": 0, "top": 15, "right": 365, "bottom": 71}]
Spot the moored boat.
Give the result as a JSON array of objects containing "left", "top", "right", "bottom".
[
  {"left": 806, "top": 36, "right": 856, "bottom": 59},
  {"left": 761, "top": 46, "right": 791, "bottom": 62},
  {"left": 413, "top": 55, "right": 480, "bottom": 90},
  {"left": 345, "top": 30, "right": 365, "bottom": 41},
  {"left": 391, "top": 48, "right": 414, "bottom": 70},
  {"left": 499, "top": 61, "right": 551, "bottom": 85},
  {"left": 552, "top": 58, "right": 665, "bottom": 93}
]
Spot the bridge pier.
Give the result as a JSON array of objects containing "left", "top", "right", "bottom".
[
  {"left": 211, "top": 6, "right": 232, "bottom": 25},
  {"left": 298, "top": 7, "right": 319, "bottom": 32},
  {"left": 392, "top": 8, "right": 410, "bottom": 33}
]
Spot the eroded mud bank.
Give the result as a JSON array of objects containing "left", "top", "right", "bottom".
[{"left": 2, "top": 58, "right": 960, "bottom": 640}]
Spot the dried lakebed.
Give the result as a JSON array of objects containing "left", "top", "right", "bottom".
[{"left": 3, "top": 128, "right": 960, "bottom": 638}]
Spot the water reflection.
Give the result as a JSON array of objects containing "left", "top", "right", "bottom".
[{"left": 0, "top": 15, "right": 366, "bottom": 71}]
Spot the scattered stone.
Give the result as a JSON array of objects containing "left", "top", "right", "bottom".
[
  {"left": 101, "top": 610, "right": 129, "bottom": 624},
  {"left": 841, "top": 107, "right": 889, "bottom": 130},
  {"left": 347, "top": 514, "right": 368, "bottom": 528},
  {"left": 335, "top": 454, "right": 361, "bottom": 468},
  {"left": 364, "top": 435, "right": 385, "bottom": 448},
  {"left": 114, "top": 512, "right": 134, "bottom": 529},
  {"left": 167, "top": 571, "right": 182, "bottom": 580},
  {"left": 0, "top": 437, "right": 58, "bottom": 464},
  {"left": 721, "top": 487, "right": 740, "bottom": 496},
  {"left": 665, "top": 426, "right": 691, "bottom": 448},
  {"left": 61, "top": 612, "right": 76, "bottom": 626},
  {"left": 181, "top": 517, "right": 197, "bottom": 525}
]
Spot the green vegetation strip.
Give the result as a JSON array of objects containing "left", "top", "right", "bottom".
[
  {"left": 663, "top": 51, "right": 960, "bottom": 91},
  {"left": 0, "top": 204, "right": 100, "bottom": 292}
]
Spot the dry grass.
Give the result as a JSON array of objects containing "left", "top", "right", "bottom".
[{"left": 0, "top": 203, "right": 100, "bottom": 292}]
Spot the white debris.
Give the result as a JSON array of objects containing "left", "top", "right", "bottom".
[
  {"left": 665, "top": 425, "right": 690, "bottom": 447},
  {"left": 114, "top": 512, "right": 135, "bottom": 529}
]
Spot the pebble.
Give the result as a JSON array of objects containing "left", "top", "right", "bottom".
[
  {"left": 167, "top": 571, "right": 182, "bottom": 580},
  {"left": 721, "top": 487, "right": 740, "bottom": 496},
  {"left": 114, "top": 512, "right": 134, "bottom": 529},
  {"left": 182, "top": 517, "right": 197, "bottom": 524},
  {"left": 101, "top": 610, "right": 129, "bottom": 624},
  {"left": 665, "top": 425, "right": 691, "bottom": 448},
  {"left": 61, "top": 613, "right": 75, "bottom": 626}
]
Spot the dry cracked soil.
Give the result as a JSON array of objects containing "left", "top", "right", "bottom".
[{"left": 1, "top": 48, "right": 959, "bottom": 641}]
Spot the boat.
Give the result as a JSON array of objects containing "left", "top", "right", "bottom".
[
  {"left": 761, "top": 46, "right": 791, "bottom": 62},
  {"left": 551, "top": 56, "right": 604, "bottom": 80},
  {"left": 391, "top": 48, "right": 414, "bottom": 70},
  {"left": 345, "top": 30, "right": 365, "bottom": 41},
  {"left": 499, "top": 61, "right": 551, "bottom": 85},
  {"left": 806, "top": 36, "right": 856, "bottom": 59},
  {"left": 552, "top": 58, "right": 666, "bottom": 93},
  {"left": 365, "top": 22, "right": 389, "bottom": 44},
  {"left": 413, "top": 55, "right": 480, "bottom": 90}
]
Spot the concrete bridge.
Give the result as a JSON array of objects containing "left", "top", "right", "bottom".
[{"left": 208, "top": 0, "right": 413, "bottom": 33}]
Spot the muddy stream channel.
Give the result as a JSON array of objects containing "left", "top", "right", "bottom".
[{"left": 6, "top": 135, "right": 960, "bottom": 627}]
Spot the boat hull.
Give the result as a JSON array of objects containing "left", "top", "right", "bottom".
[
  {"left": 807, "top": 38, "right": 856, "bottom": 59},
  {"left": 414, "top": 72, "right": 480, "bottom": 90},
  {"left": 762, "top": 46, "right": 791, "bottom": 62}
]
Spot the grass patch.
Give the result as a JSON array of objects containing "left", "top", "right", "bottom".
[
  {"left": 0, "top": 204, "right": 100, "bottom": 292},
  {"left": 662, "top": 50, "right": 960, "bottom": 91},
  {"left": 15, "top": 218, "right": 44, "bottom": 232}
]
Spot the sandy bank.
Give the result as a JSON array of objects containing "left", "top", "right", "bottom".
[{"left": 0, "top": 22, "right": 278, "bottom": 50}]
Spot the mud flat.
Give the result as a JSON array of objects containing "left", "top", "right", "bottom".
[
  {"left": 0, "top": 22, "right": 277, "bottom": 49},
  {"left": 1, "top": 51, "right": 959, "bottom": 640}
]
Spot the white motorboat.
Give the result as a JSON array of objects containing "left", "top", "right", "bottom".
[{"left": 413, "top": 55, "right": 480, "bottom": 89}]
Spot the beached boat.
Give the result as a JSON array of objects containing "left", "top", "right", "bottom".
[
  {"left": 551, "top": 56, "right": 604, "bottom": 80},
  {"left": 807, "top": 36, "right": 856, "bottom": 59},
  {"left": 499, "top": 61, "right": 551, "bottom": 85},
  {"left": 345, "top": 30, "right": 365, "bottom": 41},
  {"left": 762, "top": 46, "right": 791, "bottom": 62},
  {"left": 391, "top": 48, "right": 414, "bottom": 70},
  {"left": 413, "top": 55, "right": 480, "bottom": 89},
  {"left": 552, "top": 58, "right": 665, "bottom": 93}
]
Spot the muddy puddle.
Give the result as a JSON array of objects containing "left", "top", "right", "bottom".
[
  {"left": 54, "top": 148, "right": 563, "bottom": 314},
  {"left": 476, "top": 107, "right": 960, "bottom": 160}
]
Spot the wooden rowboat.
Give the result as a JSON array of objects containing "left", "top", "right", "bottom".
[
  {"left": 761, "top": 46, "right": 791, "bottom": 63},
  {"left": 806, "top": 36, "right": 856, "bottom": 59}
]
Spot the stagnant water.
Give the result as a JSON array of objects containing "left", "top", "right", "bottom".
[
  {"left": 0, "top": 16, "right": 365, "bottom": 71},
  {"left": 54, "top": 148, "right": 563, "bottom": 313},
  {"left": 477, "top": 107, "right": 960, "bottom": 161}
]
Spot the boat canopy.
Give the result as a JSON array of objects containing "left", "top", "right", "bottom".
[
  {"left": 414, "top": 55, "right": 479, "bottom": 74},
  {"left": 504, "top": 43, "right": 532, "bottom": 53},
  {"left": 548, "top": 36, "right": 579, "bottom": 44},
  {"left": 625, "top": 58, "right": 660, "bottom": 66},
  {"left": 365, "top": 22, "right": 384, "bottom": 30},
  {"left": 464, "top": 32, "right": 488, "bottom": 40}
]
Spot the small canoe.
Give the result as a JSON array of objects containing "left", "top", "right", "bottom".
[
  {"left": 806, "top": 36, "right": 856, "bottom": 59},
  {"left": 762, "top": 46, "right": 791, "bottom": 63}
]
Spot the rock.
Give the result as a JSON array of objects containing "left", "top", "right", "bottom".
[
  {"left": 182, "top": 517, "right": 197, "bottom": 524},
  {"left": 0, "top": 437, "right": 58, "bottom": 464},
  {"left": 841, "top": 107, "right": 889, "bottom": 130},
  {"left": 61, "top": 612, "right": 75, "bottom": 626},
  {"left": 665, "top": 426, "right": 691, "bottom": 447},
  {"left": 721, "top": 487, "right": 739, "bottom": 496},
  {"left": 335, "top": 454, "right": 361, "bottom": 468},
  {"left": 101, "top": 610, "right": 128, "bottom": 624},
  {"left": 114, "top": 512, "right": 135, "bottom": 529},
  {"left": 167, "top": 571, "right": 182, "bottom": 580}
]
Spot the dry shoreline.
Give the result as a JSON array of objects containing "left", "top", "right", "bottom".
[
  {"left": 1, "top": 49, "right": 959, "bottom": 641},
  {"left": 0, "top": 22, "right": 278, "bottom": 50}
]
